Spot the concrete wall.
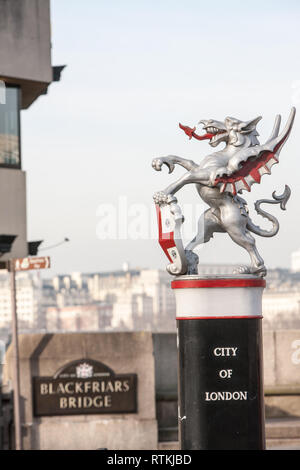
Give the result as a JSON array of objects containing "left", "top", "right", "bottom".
[
  {"left": 263, "top": 330, "right": 300, "bottom": 417},
  {"left": 3, "top": 332, "right": 158, "bottom": 450},
  {"left": 0, "top": 0, "right": 53, "bottom": 108},
  {"left": 0, "top": 0, "right": 52, "bottom": 83},
  {"left": 0, "top": 169, "right": 27, "bottom": 259}
]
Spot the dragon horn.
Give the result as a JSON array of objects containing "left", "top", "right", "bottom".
[
  {"left": 279, "top": 107, "right": 296, "bottom": 141},
  {"left": 265, "top": 107, "right": 296, "bottom": 149},
  {"left": 266, "top": 114, "right": 282, "bottom": 143},
  {"left": 283, "top": 107, "right": 296, "bottom": 139}
]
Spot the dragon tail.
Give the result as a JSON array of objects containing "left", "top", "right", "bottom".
[{"left": 247, "top": 185, "right": 291, "bottom": 238}]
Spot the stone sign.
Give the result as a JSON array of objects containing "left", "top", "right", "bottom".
[{"left": 33, "top": 358, "right": 137, "bottom": 416}]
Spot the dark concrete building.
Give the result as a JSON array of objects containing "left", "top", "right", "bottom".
[{"left": 0, "top": 0, "right": 62, "bottom": 260}]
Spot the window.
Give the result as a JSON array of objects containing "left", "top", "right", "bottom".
[{"left": 0, "top": 85, "right": 21, "bottom": 168}]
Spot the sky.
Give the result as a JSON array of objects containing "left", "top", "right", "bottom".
[{"left": 21, "top": 0, "right": 300, "bottom": 276}]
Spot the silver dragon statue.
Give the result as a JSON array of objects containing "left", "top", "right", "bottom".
[{"left": 152, "top": 107, "right": 296, "bottom": 278}]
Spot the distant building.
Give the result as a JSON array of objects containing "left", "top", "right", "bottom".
[
  {"left": 197, "top": 264, "right": 236, "bottom": 276},
  {"left": 262, "top": 266, "right": 300, "bottom": 329},
  {"left": 44, "top": 269, "right": 176, "bottom": 333},
  {"left": 0, "top": 272, "right": 42, "bottom": 330},
  {"left": 291, "top": 249, "right": 300, "bottom": 273},
  {"left": 262, "top": 291, "right": 300, "bottom": 330},
  {"left": 1, "top": 264, "right": 300, "bottom": 338},
  {"left": 46, "top": 304, "right": 112, "bottom": 332}
]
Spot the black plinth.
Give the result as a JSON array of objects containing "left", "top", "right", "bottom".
[{"left": 177, "top": 318, "right": 265, "bottom": 450}]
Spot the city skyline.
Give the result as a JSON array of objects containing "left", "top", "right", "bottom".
[{"left": 1, "top": 263, "right": 299, "bottom": 340}]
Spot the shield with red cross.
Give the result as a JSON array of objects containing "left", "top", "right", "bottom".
[{"left": 155, "top": 200, "right": 187, "bottom": 276}]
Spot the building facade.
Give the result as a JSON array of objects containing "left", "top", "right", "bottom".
[
  {"left": 0, "top": 0, "right": 61, "bottom": 260},
  {"left": 0, "top": 0, "right": 63, "bottom": 349}
]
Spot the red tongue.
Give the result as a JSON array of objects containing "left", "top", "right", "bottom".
[
  {"left": 197, "top": 133, "right": 214, "bottom": 140},
  {"left": 179, "top": 123, "right": 214, "bottom": 141}
]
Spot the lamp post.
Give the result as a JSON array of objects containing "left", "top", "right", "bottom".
[
  {"left": 0, "top": 236, "right": 68, "bottom": 450},
  {"left": 0, "top": 235, "right": 22, "bottom": 450},
  {"left": 8, "top": 258, "right": 22, "bottom": 451}
]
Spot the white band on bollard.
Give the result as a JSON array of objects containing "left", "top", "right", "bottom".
[{"left": 172, "top": 276, "right": 265, "bottom": 320}]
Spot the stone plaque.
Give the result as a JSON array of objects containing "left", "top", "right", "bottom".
[{"left": 33, "top": 358, "right": 137, "bottom": 416}]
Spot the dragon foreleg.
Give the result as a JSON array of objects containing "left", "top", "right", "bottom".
[
  {"left": 152, "top": 155, "right": 197, "bottom": 174},
  {"left": 247, "top": 185, "right": 291, "bottom": 237}
]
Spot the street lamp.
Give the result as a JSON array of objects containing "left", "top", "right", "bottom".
[
  {"left": 28, "top": 240, "right": 44, "bottom": 256},
  {"left": 38, "top": 237, "right": 70, "bottom": 252},
  {"left": 28, "top": 237, "right": 70, "bottom": 256}
]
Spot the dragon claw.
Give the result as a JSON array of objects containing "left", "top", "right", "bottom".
[
  {"left": 152, "top": 157, "right": 175, "bottom": 174},
  {"left": 233, "top": 264, "right": 267, "bottom": 278},
  {"left": 233, "top": 265, "right": 251, "bottom": 275},
  {"left": 167, "top": 162, "right": 175, "bottom": 174},
  {"left": 152, "top": 158, "right": 162, "bottom": 171},
  {"left": 153, "top": 191, "right": 169, "bottom": 205},
  {"left": 153, "top": 191, "right": 177, "bottom": 206}
]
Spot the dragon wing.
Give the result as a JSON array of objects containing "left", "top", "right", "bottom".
[{"left": 215, "top": 107, "right": 296, "bottom": 195}]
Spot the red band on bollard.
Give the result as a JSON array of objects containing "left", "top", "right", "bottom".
[
  {"left": 172, "top": 278, "right": 266, "bottom": 289},
  {"left": 176, "top": 315, "right": 263, "bottom": 320}
]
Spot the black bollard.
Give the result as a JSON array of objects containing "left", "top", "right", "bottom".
[{"left": 172, "top": 276, "right": 266, "bottom": 450}]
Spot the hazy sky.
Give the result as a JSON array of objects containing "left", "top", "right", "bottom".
[{"left": 21, "top": 0, "right": 300, "bottom": 276}]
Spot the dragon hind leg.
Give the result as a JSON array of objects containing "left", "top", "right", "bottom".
[
  {"left": 227, "top": 228, "right": 266, "bottom": 277},
  {"left": 185, "top": 209, "right": 225, "bottom": 275},
  {"left": 186, "top": 209, "right": 225, "bottom": 252}
]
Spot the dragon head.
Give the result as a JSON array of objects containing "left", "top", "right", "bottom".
[{"left": 199, "top": 116, "right": 262, "bottom": 148}]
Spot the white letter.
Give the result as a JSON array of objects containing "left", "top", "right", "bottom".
[
  {"left": 40, "top": 383, "right": 48, "bottom": 395},
  {"left": 239, "top": 391, "right": 248, "bottom": 400},
  {"left": 214, "top": 348, "right": 221, "bottom": 356},
  {"left": 59, "top": 397, "right": 68, "bottom": 409},
  {"left": 128, "top": 203, "right": 149, "bottom": 240},
  {"left": 96, "top": 204, "right": 117, "bottom": 240}
]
